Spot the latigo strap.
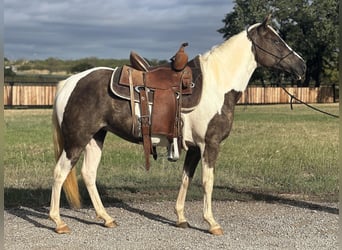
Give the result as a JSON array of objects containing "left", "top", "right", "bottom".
[{"left": 138, "top": 79, "right": 152, "bottom": 170}]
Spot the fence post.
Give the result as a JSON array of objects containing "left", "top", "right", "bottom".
[
  {"left": 9, "top": 81, "right": 14, "bottom": 107},
  {"left": 332, "top": 84, "right": 336, "bottom": 103}
]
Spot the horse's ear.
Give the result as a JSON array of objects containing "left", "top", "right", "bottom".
[
  {"left": 261, "top": 14, "right": 272, "bottom": 28},
  {"left": 257, "top": 14, "right": 271, "bottom": 34}
]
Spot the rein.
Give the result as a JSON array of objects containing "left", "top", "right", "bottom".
[{"left": 280, "top": 85, "right": 339, "bottom": 118}]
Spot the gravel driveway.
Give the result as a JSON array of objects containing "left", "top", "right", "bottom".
[{"left": 5, "top": 200, "right": 338, "bottom": 249}]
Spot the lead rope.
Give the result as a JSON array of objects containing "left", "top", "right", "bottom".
[{"left": 280, "top": 86, "right": 339, "bottom": 118}]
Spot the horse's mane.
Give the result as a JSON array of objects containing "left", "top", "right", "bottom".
[
  {"left": 198, "top": 24, "right": 260, "bottom": 93},
  {"left": 201, "top": 23, "right": 261, "bottom": 62},
  {"left": 201, "top": 31, "right": 244, "bottom": 61}
]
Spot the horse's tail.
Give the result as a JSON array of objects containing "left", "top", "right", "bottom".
[
  {"left": 52, "top": 80, "right": 81, "bottom": 209},
  {"left": 52, "top": 80, "right": 65, "bottom": 161}
]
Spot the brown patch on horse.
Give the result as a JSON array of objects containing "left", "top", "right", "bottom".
[
  {"left": 62, "top": 69, "right": 136, "bottom": 164},
  {"left": 203, "top": 90, "right": 242, "bottom": 167},
  {"left": 183, "top": 146, "right": 201, "bottom": 178}
]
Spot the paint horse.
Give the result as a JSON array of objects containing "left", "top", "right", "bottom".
[{"left": 49, "top": 15, "right": 306, "bottom": 235}]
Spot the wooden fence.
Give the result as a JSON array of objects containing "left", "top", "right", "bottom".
[
  {"left": 238, "top": 86, "right": 337, "bottom": 104},
  {"left": 4, "top": 83, "right": 57, "bottom": 107},
  {"left": 3, "top": 83, "right": 338, "bottom": 107}
]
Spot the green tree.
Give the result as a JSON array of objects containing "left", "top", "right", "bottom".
[
  {"left": 4, "top": 66, "right": 16, "bottom": 77},
  {"left": 218, "top": 0, "right": 339, "bottom": 87},
  {"left": 70, "top": 62, "right": 94, "bottom": 73}
]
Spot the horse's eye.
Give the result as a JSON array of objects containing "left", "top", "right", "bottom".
[{"left": 273, "top": 39, "right": 280, "bottom": 45}]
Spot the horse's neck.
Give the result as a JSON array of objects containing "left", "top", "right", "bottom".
[{"left": 200, "top": 31, "right": 257, "bottom": 94}]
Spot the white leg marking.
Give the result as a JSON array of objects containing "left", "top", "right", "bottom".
[
  {"left": 175, "top": 170, "right": 191, "bottom": 226},
  {"left": 81, "top": 139, "right": 116, "bottom": 227},
  {"left": 202, "top": 161, "right": 223, "bottom": 235},
  {"left": 49, "top": 151, "right": 72, "bottom": 233}
]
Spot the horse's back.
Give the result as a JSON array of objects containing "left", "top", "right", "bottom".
[{"left": 55, "top": 67, "right": 115, "bottom": 126}]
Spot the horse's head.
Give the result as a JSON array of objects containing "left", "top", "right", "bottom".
[{"left": 247, "top": 15, "right": 306, "bottom": 80}]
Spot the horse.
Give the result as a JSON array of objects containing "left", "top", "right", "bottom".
[{"left": 49, "top": 15, "right": 306, "bottom": 235}]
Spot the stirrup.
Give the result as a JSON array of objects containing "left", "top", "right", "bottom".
[{"left": 167, "top": 137, "right": 179, "bottom": 162}]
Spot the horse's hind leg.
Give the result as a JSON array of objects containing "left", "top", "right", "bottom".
[
  {"left": 81, "top": 132, "right": 117, "bottom": 228},
  {"left": 49, "top": 151, "right": 74, "bottom": 233},
  {"left": 175, "top": 146, "right": 201, "bottom": 228}
]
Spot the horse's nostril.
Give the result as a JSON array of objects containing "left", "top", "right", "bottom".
[{"left": 302, "top": 64, "right": 307, "bottom": 73}]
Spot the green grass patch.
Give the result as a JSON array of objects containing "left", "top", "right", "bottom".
[
  {"left": 4, "top": 104, "right": 339, "bottom": 207},
  {"left": 214, "top": 105, "right": 338, "bottom": 201}
]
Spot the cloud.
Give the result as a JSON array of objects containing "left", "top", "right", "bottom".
[{"left": 5, "top": 0, "right": 234, "bottom": 60}]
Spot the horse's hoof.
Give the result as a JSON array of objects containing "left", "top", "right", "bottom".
[
  {"left": 176, "top": 221, "right": 190, "bottom": 228},
  {"left": 104, "top": 220, "right": 118, "bottom": 228},
  {"left": 209, "top": 227, "right": 224, "bottom": 236},
  {"left": 55, "top": 224, "right": 71, "bottom": 234}
]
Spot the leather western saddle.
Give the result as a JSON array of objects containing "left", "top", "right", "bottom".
[{"left": 110, "top": 43, "right": 194, "bottom": 170}]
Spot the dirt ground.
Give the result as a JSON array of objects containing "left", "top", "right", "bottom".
[{"left": 4, "top": 200, "right": 338, "bottom": 250}]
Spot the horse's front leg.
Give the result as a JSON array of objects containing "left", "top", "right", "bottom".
[
  {"left": 202, "top": 161, "right": 223, "bottom": 235},
  {"left": 175, "top": 146, "right": 201, "bottom": 228},
  {"left": 202, "top": 144, "right": 224, "bottom": 235},
  {"left": 175, "top": 171, "right": 191, "bottom": 228}
]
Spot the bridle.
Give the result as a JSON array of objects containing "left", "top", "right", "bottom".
[{"left": 246, "top": 26, "right": 294, "bottom": 67}]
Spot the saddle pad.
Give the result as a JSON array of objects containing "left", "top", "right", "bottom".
[
  {"left": 109, "top": 56, "right": 203, "bottom": 109},
  {"left": 181, "top": 56, "right": 202, "bottom": 110},
  {"left": 110, "top": 67, "right": 154, "bottom": 104}
]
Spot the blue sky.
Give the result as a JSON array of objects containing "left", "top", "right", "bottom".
[{"left": 4, "top": 0, "right": 234, "bottom": 60}]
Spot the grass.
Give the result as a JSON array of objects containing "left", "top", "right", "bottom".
[
  {"left": 4, "top": 104, "right": 339, "bottom": 208},
  {"left": 215, "top": 105, "right": 338, "bottom": 200}
]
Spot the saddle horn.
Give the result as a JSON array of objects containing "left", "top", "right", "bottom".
[{"left": 171, "top": 42, "right": 189, "bottom": 71}]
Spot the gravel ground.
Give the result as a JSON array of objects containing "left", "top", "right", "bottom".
[{"left": 4, "top": 200, "right": 338, "bottom": 250}]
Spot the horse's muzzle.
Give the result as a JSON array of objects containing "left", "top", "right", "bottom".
[
  {"left": 291, "top": 59, "right": 306, "bottom": 80},
  {"left": 297, "top": 62, "right": 306, "bottom": 80}
]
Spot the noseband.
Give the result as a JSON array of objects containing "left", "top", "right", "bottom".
[{"left": 246, "top": 27, "right": 294, "bottom": 67}]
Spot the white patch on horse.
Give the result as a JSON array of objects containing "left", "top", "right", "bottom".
[
  {"left": 181, "top": 30, "right": 257, "bottom": 149},
  {"left": 55, "top": 67, "right": 114, "bottom": 126}
]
